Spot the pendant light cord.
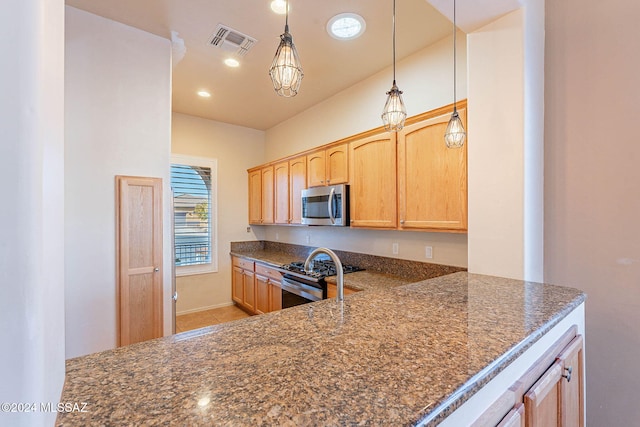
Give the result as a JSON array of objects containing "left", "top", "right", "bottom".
[
  {"left": 452, "top": 0, "right": 457, "bottom": 112},
  {"left": 392, "top": 0, "right": 397, "bottom": 84},
  {"left": 285, "top": 0, "right": 289, "bottom": 32}
]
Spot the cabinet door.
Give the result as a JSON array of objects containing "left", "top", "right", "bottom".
[
  {"left": 307, "top": 150, "right": 326, "bottom": 187},
  {"left": 248, "top": 169, "right": 262, "bottom": 224},
  {"left": 497, "top": 403, "right": 525, "bottom": 427},
  {"left": 274, "top": 161, "right": 289, "bottom": 224},
  {"left": 232, "top": 266, "right": 244, "bottom": 304},
  {"left": 269, "top": 280, "right": 282, "bottom": 312},
  {"left": 326, "top": 143, "right": 348, "bottom": 185},
  {"left": 261, "top": 166, "right": 274, "bottom": 224},
  {"left": 349, "top": 133, "right": 397, "bottom": 228},
  {"left": 255, "top": 274, "right": 270, "bottom": 314},
  {"left": 242, "top": 270, "right": 256, "bottom": 313},
  {"left": 289, "top": 156, "right": 306, "bottom": 224},
  {"left": 397, "top": 106, "right": 467, "bottom": 231},
  {"left": 558, "top": 336, "right": 584, "bottom": 427},
  {"left": 524, "top": 361, "right": 563, "bottom": 426}
]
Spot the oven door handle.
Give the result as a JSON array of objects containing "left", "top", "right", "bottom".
[{"left": 327, "top": 187, "right": 336, "bottom": 225}]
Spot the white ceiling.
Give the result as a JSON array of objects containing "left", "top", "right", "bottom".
[{"left": 65, "top": 1, "right": 466, "bottom": 130}]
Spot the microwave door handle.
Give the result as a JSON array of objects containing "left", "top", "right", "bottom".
[{"left": 328, "top": 187, "right": 336, "bottom": 224}]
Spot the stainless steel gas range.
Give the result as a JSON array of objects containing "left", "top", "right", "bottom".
[{"left": 279, "top": 259, "right": 363, "bottom": 308}]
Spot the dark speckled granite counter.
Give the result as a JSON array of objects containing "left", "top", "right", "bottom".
[
  {"left": 56, "top": 272, "right": 585, "bottom": 426},
  {"left": 230, "top": 241, "right": 464, "bottom": 292}
]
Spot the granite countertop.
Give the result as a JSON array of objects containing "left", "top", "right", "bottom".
[
  {"left": 56, "top": 272, "right": 585, "bottom": 426},
  {"left": 231, "top": 249, "right": 418, "bottom": 292},
  {"left": 230, "top": 249, "right": 299, "bottom": 269}
]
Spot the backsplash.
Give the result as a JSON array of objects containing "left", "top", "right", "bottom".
[{"left": 230, "top": 241, "right": 466, "bottom": 281}]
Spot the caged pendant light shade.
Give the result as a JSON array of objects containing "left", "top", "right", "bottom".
[
  {"left": 444, "top": 0, "right": 466, "bottom": 148},
  {"left": 381, "top": 0, "right": 407, "bottom": 131},
  {"left": 269, "top": 0, "right": 303, "bottom": 97}
]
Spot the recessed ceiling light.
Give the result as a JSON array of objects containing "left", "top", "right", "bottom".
[
  {"left": 224, "top": 58, "right": 240, "bottom": 68},
  {"left": 197, "top": 90, "right": 211, "bottom": 98},
  {"left": 327, "top": 13, "right": 366, "bottom": 40},
  {"left": 270, "top": 0, "right": 286, "bottom": 15}
]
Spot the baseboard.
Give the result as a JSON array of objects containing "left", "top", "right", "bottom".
[{"left": 176, "top": 302, "right": 235, "bottom": 316}]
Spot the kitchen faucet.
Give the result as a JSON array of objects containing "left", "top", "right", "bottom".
[{"left": 304, "top": 247, "right": 344, "bottom": 301}]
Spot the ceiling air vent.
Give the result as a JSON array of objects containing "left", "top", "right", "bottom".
[{"left": 207, "top": 24, "right": 257, "bottom": 57}]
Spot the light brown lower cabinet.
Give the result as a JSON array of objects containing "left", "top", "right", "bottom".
[
  {"left": 233, "top": 257, "right": 283, "bottom": 315},
  {"left": 231, "top": 257, "right": 255, "bottom": 313},
  {"left": 326, "top": 283, "right": 359, "bottom": 299},
  {"left": 473, "top": 326, "right": 584, "bottom": 427},
  {"left": 255, "top": 263, "right": 283, "bottom": 313},
  {"left": 524, "top": 335, "right": 584, "bottom": 427},
  {"left": 497, "top": 404, "right": 524, "bottom": 427}
]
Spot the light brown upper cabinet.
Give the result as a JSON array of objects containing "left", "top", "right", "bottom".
[
  {"left": 274, "top": 161, "right": 289, "bottom": 224},
  {"left": 349, "top": 133, "right": 397, "bottom": 229},
  {"left": 248, "top": 166, "right": 274, "bottom": 225},
  {"left": 248, "top": 169, "right": 262, "bottom": 224},
  {"left": 307, "top": 143, "right": 348, "bottom": 187},
  {"left": 397, "top": 104, "right": 468, "bottom": 232},
  {"left": 288, "top": 155, "right": 307, "bottom": 224},
  {"left": 261, "top": 166, "right": 274, "bottom": 224}
]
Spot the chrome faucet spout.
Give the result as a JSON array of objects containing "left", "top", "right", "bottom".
[{"left": 304, "top": 247, "right": 344, "bottom": 301}]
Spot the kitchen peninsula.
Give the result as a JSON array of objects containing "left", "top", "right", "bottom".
[{"left": 56, "top": 248, "right": 585, "bottom": 426}]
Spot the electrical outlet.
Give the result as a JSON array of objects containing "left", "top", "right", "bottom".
[
  {"left": 246, "top": 226, "right": 251, "bottom": 233},
  {"left": 392, "top": 243, "right": 399, "bottom": 255},
  {"left": 275, "top": 232, "right": 279, "bottom": 241},
  {"left": 425, "top": 246, "right": 433, "bottom": 259}
]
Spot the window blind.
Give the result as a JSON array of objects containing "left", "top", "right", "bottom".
[{"left": 171, "top": 164, "right": 212, "bottom": 267}]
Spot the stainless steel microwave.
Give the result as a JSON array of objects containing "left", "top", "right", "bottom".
[{"left": 301, "top": 184, "right": 349, "bottom": 226}]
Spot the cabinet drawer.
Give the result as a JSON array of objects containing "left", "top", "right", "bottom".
[
  {"left": 232, "top": 257, "right": 254, "bottom": 271},
  {"left": 255, "top": 263, "right": 283, "bottom": 281}
]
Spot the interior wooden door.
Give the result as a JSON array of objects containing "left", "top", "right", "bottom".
[
  {"left": 397, "top": 105, "right": 467, "bottom": 231},
  {"left": 116, "top": 176, "right": 163, "bottom": 347}
]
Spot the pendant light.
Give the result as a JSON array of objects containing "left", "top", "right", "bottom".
[
  {"left": 381, "top": 0, "right": 407, "bottom": 132},
  {"left": 269, "top": 0, "right": 303, "bottom": 97},
  {"left": 444, "top": 0, "right": 466, "bottom": 148}
]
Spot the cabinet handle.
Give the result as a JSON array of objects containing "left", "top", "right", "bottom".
[
  {"left": 562, "top": 366, "right": 573, "bottom": 382},
  {"left": 400, "top": 219, "right": 405, "bottom": 225},
  {"left": 327, "top": 179, "right": 331, "bottom": 183},
  {"left": 320, "top": 180, "right": 324, "bottom": 184}
]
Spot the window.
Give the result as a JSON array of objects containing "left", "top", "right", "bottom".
[{"left": 171, "top": 155, "right": 218, "bottom": 275}]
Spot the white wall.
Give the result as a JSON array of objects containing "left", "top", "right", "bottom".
[
  {"left": 0, "top": 0, "right": 65, "bottom": 425},
  {"left": 172, "top": 113, "right": 265, "bottom": 314},
  {"left": 467, "top": 10, "right": 527, "bottom": 280},
  {"left": 65, "top": 7, "right": 172, "bottom": 358},
  {"left": 545, "top": 0, "right": 640, "bottom": 424},
  {"left": 262, "top": 34, "right": 468, "bottom": 266}
]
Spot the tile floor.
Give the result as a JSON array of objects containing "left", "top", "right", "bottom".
[{"left": 175, "top": 304, "right": 251, "bottom": 333}]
